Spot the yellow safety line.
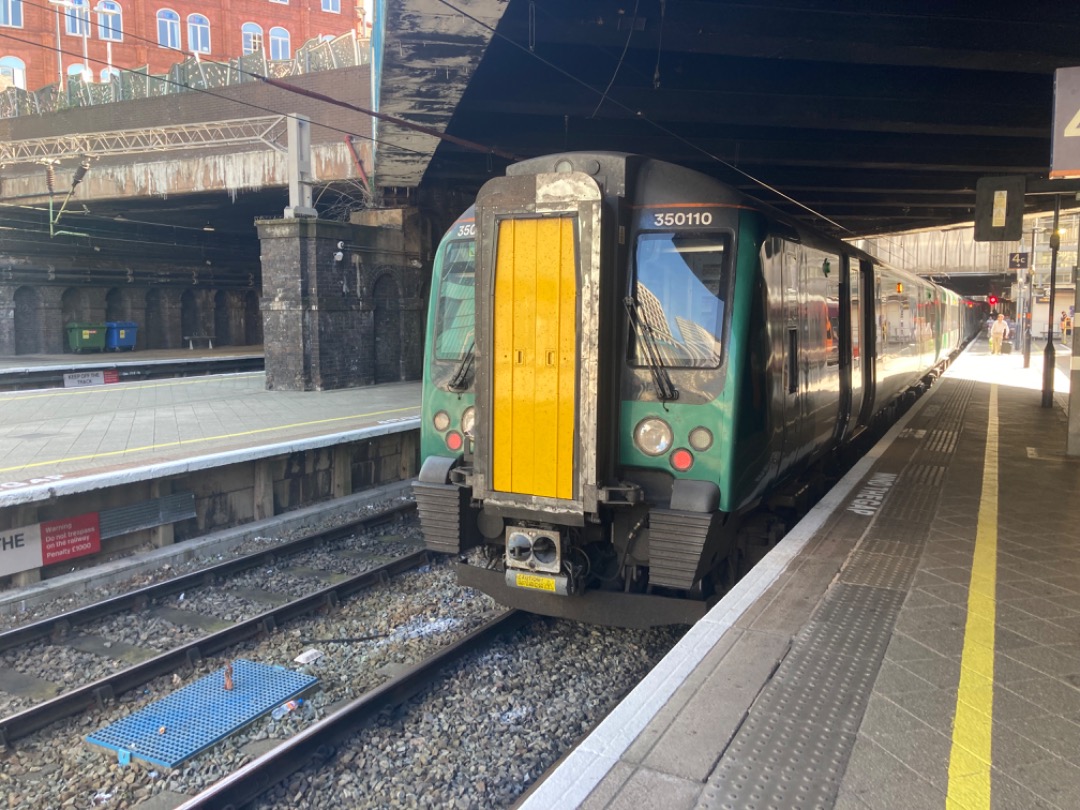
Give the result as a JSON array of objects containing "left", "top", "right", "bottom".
[
  {"left": 946, "top": 384, "right": 998, "bottom": 809},
  {"left": 0, "top": 405, "right": 418, "bottom": 474},
  {"left": 0, "top": 372, "right": 264, "bottom": 402}
]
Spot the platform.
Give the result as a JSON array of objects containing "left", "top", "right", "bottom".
[
  {"left": 0, "top": 371, "right": 421, "bottom": 505},
  {"left": 524, "top": 338, "right": 1080, "bottom": 810}
]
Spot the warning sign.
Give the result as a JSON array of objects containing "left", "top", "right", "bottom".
[
  {"left": 41, "top": 513, "right": 101, "bottom": 565},
  {"left": 0, "top": 512, "right": 100, "bottom": 577}
]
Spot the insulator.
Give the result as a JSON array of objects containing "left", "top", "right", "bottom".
[
  {"left": 72, "top": 161, "right": 89, "bottom": 188},
  {"left": 45, "top": 165, "right": 55, "bottom": 194}
]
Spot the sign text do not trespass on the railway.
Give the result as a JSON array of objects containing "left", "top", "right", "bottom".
[{"left": 0, "top": 512, "right": 101, "bottom": 577}]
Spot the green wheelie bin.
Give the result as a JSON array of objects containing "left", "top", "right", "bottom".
[{"left": 67, "top": 323, "right": 108, "bottom": 353}]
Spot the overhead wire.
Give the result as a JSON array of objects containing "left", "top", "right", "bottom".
[
  {"left": 432, "top": 0, "right": 848, "bottom": 233},
  {"left": 8, "top": 0, "right": 840, "bottom": 233}
]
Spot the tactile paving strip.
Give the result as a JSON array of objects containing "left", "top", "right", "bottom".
[
  {"left": 86, "top": 660, "right": 316, "bottom": 767},
  {"left": 838, "top": 550, "right": 919, "bottom": 590},
  {"left": 698, "top": 380, "right": 974, "bottom": 810},
  {"left": 700, "top": 585, "right": 904, "bottom": 809}
]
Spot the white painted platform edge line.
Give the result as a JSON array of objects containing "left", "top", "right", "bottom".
[
  {"left": 0, "top": 356, "right": 264, "bottom": 376},
  {"left": 0, "top": 370, "right": 262, "bottom": 398},
  {"left": 0, "top": 417, "right": 421, "bottom": 507},
  {"left": 518, "top": 385, "right": 940, "bottom": 810}
]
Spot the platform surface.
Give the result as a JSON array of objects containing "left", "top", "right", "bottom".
[
  {"left": 524, "top": 337, "right": 1080, "bottom": 810},
  {"left": 0, "top": 371, "right": 420, "bottom": 500}
]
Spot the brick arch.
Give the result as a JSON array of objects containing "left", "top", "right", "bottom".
[
  {"left": 14, "top": 286, "right": 43, "bottom": 355},
  {"left": 244, "top": 289, "right": 262, "bottom": 345},
  {"left": 60, "top": 287, "right": 92, "bottom": 326}
]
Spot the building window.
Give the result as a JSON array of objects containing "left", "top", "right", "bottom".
[
  {"left": 0, "top": 55, "right": 26, "bottom": 88},
  {"left": 157, "top": 9, "right": 180, "bottom": 49},
  {"left": 97, "top": 0, "right": 122, "bottom": 42},
  {"left": 322, "top": 0, "right": 340, "bottom": 12},
  {"left": 0, "top": 0, "right": 23, "bottom": 28},
  {"left": 188, "top": 14, "right": 210, "bottom": 54},
  {"left": 269, "top": 27, "right": 290, "bottom": 60},
  {"left": 68, "top": 63, "right": 93, "bottom": 82},
  {"left": 64, "top": 0, "right": 90, "bottom": 36},
  {"left": 270, "top": 0, "right": 288, "bottom": 4},
  {"left": 100, "top": 66, "right": 120, "bottom": 82},
  {"left": 242, "top": 23, "right": 263, "bottom": 56}
]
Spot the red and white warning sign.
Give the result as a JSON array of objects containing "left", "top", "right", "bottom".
[{"left": 0, "top": 512, "right": 101, "bottom": 577}]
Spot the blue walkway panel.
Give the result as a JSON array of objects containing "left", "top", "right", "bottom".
[{"left": 86, "top": 659, "right": 317, "bottom": 767}]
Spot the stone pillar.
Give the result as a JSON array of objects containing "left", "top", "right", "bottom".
[
  {"left": 125, "top": 291, "right": 148, "bottom": 351},
  {"left": 0, "top": 285, "right": 14, "bottom": 356},
  {"left": 160, "top": 289, "right": 183, "bottom": 349},
  {"left": 257, "top": 218, "right": 367, "bottom": 390}
]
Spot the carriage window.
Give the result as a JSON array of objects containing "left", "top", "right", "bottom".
[
  {"left": 433, "top": 239, "right": 475, "bottom": 361},
  {"left": 629, "top": 232, "right": 731, "bottom": 368}
]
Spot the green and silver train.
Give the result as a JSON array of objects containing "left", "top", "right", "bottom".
[{"left": 414, "top": 152, "right": 976, "bottom": 627}]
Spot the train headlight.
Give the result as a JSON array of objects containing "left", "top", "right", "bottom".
[
  {"left": 461, "top": 406, "right": 476, "bottom": 438},
  {"left": 634, "top": 417, "right": 673, "bottom": 456},
  {"left": 689, "top": 427, "right": 713, "bottom": 451},
  {"left": 433, "top": 410, "right": 450, "bottom": 432}
]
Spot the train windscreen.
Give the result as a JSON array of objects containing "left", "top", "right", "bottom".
[
  {"left": 433, "top": 239, "right": 476, "bottom": 361},
  {"left": 630, "top": 232, "right": 731, "bottom": 368}
]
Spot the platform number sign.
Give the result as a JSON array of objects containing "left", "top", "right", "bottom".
[{"left": 1051, "top": 66, "right": 1080, "bottom": 178}]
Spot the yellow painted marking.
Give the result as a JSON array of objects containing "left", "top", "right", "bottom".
[
  {"left": 0, "top": 405, "right": 418, "bottom": 474},
  {"left": 946, "top": 384, "right": 998, "bottom": 810},
  {"left": 0, "top": 373, "right": 264, "bottom": 402},
  {"left": 492, "top": 217, "right": 577, "bottom": 499}
]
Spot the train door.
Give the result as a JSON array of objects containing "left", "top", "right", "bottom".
[
  {"left": 778, "top": 239, "right": 807, "bottom": 472},
  {"left": 846, "top": 256, "right": 865, "bottom": 428},
  {"left": 491, "top": 217, "right": 578, "bottom": 500}
]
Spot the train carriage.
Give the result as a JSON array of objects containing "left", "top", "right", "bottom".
[{"left": 414, "top": 152, "right": 974, "bottom": 627}]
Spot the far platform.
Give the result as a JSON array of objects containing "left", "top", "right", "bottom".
[{"left": 0, "top": 370, "right": 420, "bottom": 506}]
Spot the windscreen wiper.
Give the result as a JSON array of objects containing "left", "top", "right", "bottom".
[
  {"left": 624, "top": 297, "right": 679, "bottom": 402},
  {"left": 447, "top": 340, "right": 475, "bottom": 391}
]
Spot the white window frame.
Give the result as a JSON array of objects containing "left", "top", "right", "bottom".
[
  {"left": 187, "top": 13, "right": 210, "bottom": 54},
  {"left": 322, "top": 0, "right": 340, "bottom": 13},
  {"left": 157, "top": 8, "right": 180, "bottom": 49},
  {"left": 97, "top": 0, "right": 122, "bottom": 42},
  {"left": 0, "top": 55, "right": 26, "bottom": 88},
  {"left": 0, "top": 0, "right": 23, "bottom": 28},
  {"left": 64, "top": 0, "right": 90, "bottom": 37},
  {"left": 269, "top": 26, "right": 290, "bottom": 60},
  {"left": 241, "top": 22, "right": 263, "bottom": 56}
]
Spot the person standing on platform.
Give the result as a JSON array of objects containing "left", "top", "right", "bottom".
[{"left": 989, "top": 313, "right": 1010, "bottom": 355}]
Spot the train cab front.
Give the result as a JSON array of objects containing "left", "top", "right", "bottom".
[{"left": 416, "top": 154, "right": 719, "bottom": 628}]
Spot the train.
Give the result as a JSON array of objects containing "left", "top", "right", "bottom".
[{"left": 413, "top": 152, "right": 979, "bottom": 627}]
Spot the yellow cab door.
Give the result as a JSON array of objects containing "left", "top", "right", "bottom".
[{"left": 491, "top": 216, "right": 578, "bottom": 500}]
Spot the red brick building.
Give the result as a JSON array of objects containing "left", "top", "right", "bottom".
[{"left": 0, "top": 0, "right": 366, "bottom": 91}]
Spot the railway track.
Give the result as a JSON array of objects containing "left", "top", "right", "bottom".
[
  {"left": 0, "top": 493, "right": 682, "bottom": 809},
  {"left": 0, "top": 503, "right": 419, "bottom": 747},
  {"left": 178, "top": 609, "right": 529, "bottom": 809}
]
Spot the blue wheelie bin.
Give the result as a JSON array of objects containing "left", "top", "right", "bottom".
[{"left": 105, "top": 322, "right": 138, "bottom": 351}]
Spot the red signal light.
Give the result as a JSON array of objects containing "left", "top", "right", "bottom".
[{"left": 988, "top": 295, "right": 998, "bottom": 306}]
